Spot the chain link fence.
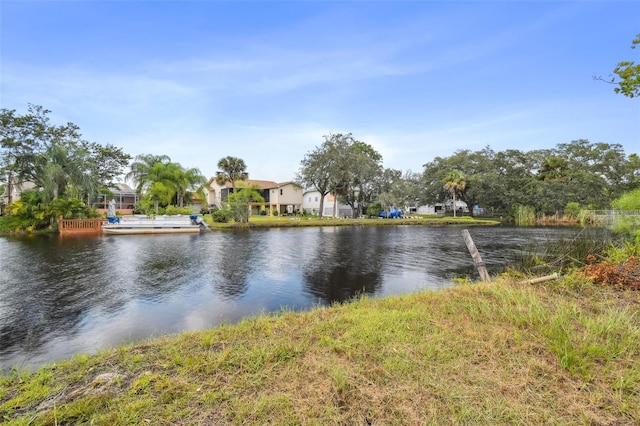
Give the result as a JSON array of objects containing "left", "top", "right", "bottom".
[{"left": 590, "top": 210, "right": 640, "bottom": 226}]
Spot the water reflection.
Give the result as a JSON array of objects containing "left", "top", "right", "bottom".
[
  {"left": 303, "top": 227, "right": 383, "bottom": 302},
  {"left": 211, "top": 230, "right": 259, "bottom": 300},
  {"left": 1, "top": 235, "right": 107, "bottom": 361},
  {"left": 0, "top": 225, "right": 603, "bottom": 371}
]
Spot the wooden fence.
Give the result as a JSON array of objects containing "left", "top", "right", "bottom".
[{"left": 58, "top": 217, "right": 103, "bottom": 235}]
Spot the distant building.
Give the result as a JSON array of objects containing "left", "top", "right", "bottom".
[
  {"left": 0, "top": 179, "right": 138, "bottom": 216},
  {"left": 205, "top": 178, "right": 303, "bottom": 216},
  {"left": 1, "top": 178, "right": 37, "bottom": 207},
  {"left": 302, "top": 190, "right": 352, "bottom": 217},
  {"left": 92, "top": 183, "right": 138, "bottom": 215},
  {"left": 415, "top": 201, "right": 468, "bottom": 216}
]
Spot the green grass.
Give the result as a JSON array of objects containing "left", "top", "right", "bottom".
[
  {"left": 205, "top": 214, "right": 499, "bottom": 229},
  {"left": 2, "top": 273, "right": 639, "bottom": 425}
]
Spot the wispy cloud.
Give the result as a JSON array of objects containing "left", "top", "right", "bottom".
[{"left": 1, "top": 1, "right": 638, "bottom": 185}]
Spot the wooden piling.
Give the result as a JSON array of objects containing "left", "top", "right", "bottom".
[
  {"left": 517, "top": 273, "right": 560, "bottom": 285},
  {"left": 461, "top": 229, "right": 491, "bottom": 282}
]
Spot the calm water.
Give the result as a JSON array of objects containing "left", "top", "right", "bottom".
[{"left": 0, "top": 225, "right": 593, "bottom": 371}]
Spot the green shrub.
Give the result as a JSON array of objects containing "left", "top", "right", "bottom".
[
  {"left": 133, "top": 200, "right": 155, "bottom": 215},
  {"left": 211, "top": 208, "right": 232, "bottom": 223},
  {"left": 612, "top": 216, "right": 640, "bottom": 241},
  {"left": 165, "top": 205, "right": 194, "bottom": 215},
  {"left": 366, "top": 203, "right": 382, "bottom": 218},
  {"left": 612, "top": 188, "right": 640, "bottom": 211},
  {"left": 604, "top": 240, "right": 640, "bottom": 263},
  {"left": 0, "top": 215, "right": 12, "bottom": 232},
  {"left": 609, "top": 189, "right": 640, "bottom": 242},
  {"left": 564, "top": 202, "right": 581, "bottom": 219}
]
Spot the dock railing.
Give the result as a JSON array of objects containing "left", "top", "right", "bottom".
[{"left": 58, "top": 216, "right": 104, "bottom": 235}]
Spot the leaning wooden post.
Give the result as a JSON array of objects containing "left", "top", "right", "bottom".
[
  {"left": 517, "top": 273, "right": 560, "bottom": 285},
  {"left": 461, "top": 229, "right": 491, "bottom": 282}
]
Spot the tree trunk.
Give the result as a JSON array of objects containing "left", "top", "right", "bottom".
[
  {"left": 452, "top": 192, "right": 457, "bottom": 217},
  {"left": 332, "top": 193, "right": 337, "bottom": 217},
  {"left": 7, "top": 172, "right": 13, "bottom": 205},
  {"left": 318, "top": 193, "right": 325, "bottom": 219}
]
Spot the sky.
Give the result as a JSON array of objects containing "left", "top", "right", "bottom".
[{"left": 1, "top": 0, "right": 639, "bottom": 184}]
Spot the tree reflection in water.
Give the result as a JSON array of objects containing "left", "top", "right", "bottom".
[
  {"left": 0, "top": 226, "right": 602, "bottom": 371},
  {"left": 303, "top": 227, "right": 384, "bottom": 303}
]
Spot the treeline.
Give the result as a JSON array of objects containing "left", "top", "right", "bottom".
[
  {"left": 297, "top": 135, "right": 639, "bottom": 219},
  {"left": 2, "top": 105, "right": 639, "bottom": 232},
  {"left": 420, "top": 141, "right": 639, "bottom": 216},
  {"left": 0, "top": 105, "right": 133, "bottom": 230},
  {"left": 0, "top": 105, "right": 207, "bottom": 231}
]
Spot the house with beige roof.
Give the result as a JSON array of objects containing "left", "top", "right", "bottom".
[{"left": 205, "top": 178, "right": 303, "bottom": 216}]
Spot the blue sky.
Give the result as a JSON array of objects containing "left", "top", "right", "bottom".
[{"left": 2, "top": 1, "right": 639, "bottom": 183}]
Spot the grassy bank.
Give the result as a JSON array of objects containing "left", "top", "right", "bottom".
[
  {"left": 205, "top": 214, "right": 500, "bottom": 229},
  {"left": 0, "top": 214, "right": 499, "bottom": 236},
  {"left": 2, "top": 273, "right": 639, "bottom": 425}
]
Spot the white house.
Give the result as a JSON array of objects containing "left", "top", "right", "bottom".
[
  {"left": 302, "top": 190, "right": 352, "bottom": 217},
  {"left": 415, "top": 200, "right": 468, "bottom": 216}
]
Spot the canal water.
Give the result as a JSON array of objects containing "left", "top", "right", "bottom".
[{"left": 0, "top": 225, "right": 595, "bottom": 371}]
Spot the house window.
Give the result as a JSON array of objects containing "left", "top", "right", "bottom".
[
  {"left": 308, "top": 197, "right": 311, "bottom": 202},
  {"left": 315, "top": 197, "right": 318, "bottom": 202},
  {"left": 280, "top": 189, "right": 283, "bottom": 195}
]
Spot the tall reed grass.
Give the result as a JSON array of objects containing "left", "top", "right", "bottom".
[
  {"left": 509, "top": 228, "right": 615, "bottom": 275},
  {"left": 513, "top": 205, "right": 536, "bottom": 226}
]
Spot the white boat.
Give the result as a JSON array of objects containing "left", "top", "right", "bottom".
[{"left": 102, "top": 215, "right": 209, "bottom": 235}]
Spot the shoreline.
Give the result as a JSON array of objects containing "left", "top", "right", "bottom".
[
  {"left": 2, "top": 273, "right": 638, "bottom": 424},
  {"left": 0, "top": 215, "right": 502, "bottom": 236},
  {"left": 205, "top": 215, "right": 502, "bottom": 229}
]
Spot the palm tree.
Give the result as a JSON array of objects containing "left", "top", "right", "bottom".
[
  {"left": 146, "top": 161, "right": 182, "bottom": 213},
  {"left": 215, "top": 156, "right": 248, "bottom": 192},
  {"left": 443, "top": 170, "right": 467, "bottom": 217},
  {"left": 127, "top": 155, "right": 210, "bottom": 213},
  {"left": 173, "top": 166, "right": 207, "bottom": 207},
  {"left": 125, "top": 154, "right": 172, "bottom": 194},
  {"left": 36, "top": 143, "right": 100, "bottom": 203},
  {"left": 126, "top": 154, "right": 178, "bottom": 214}
]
